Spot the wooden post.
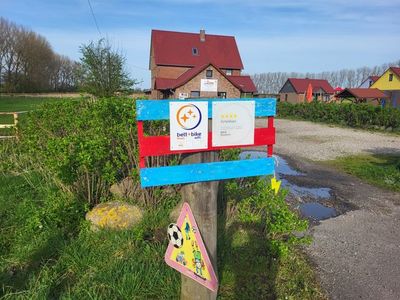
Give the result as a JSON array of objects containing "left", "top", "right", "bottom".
[
  {"left": 180, "top": 151, "right": 219, "bottom": 300},
  {"left": 13, "top": 112, "right": 18, "bottom": 137}
]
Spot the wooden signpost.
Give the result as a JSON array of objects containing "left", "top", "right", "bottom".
[{"left": 136, "top": 98, "right": 276, "bottom": 299}]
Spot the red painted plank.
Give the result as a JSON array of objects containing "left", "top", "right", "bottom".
[
  {"left": 139, "top": 127, "right": 275, "bottom": 157},
  {"left": 267, "top": 117, "right": 274, "bottom": 157},
  {"left": 137, "top": 121, "right": 146, "bottom": 168}
]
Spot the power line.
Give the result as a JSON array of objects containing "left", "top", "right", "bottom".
[{"left": 87, "top": 0, "right": 102, "bottom": 36}]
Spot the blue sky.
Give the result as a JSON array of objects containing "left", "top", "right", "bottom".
[{"left": 1, "top": 0, "right": 400, "bottom": 88}]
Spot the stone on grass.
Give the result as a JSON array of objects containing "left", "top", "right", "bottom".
[{"left": 86, "top": 201, "right": 143, "bottom": 231}]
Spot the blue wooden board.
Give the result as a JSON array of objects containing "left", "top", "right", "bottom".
[
  {"left": 136, "top": 98, "right": 276, "bottom": 121},
  {"left": 140, "top": 157, "right": 275, "bottom": 187}
]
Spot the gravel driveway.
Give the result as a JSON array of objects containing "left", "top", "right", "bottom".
[
  {"left": 269, "top": 119, "right": 400, "bottom": 160},
  {"left": 265, "top": 119, "right": 400, "bottom": 300}
]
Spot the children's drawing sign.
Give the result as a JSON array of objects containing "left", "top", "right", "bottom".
[
  {"left": 170, "top": 102, "right": 208, "bottom": 151},
  {"left": 165, "top": 203, "right": 218, "bottom": 292},
  {"left": 212, "top": 101, "right": 255, "bottom": 147}
]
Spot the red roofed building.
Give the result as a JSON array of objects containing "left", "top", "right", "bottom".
[
  {"left": 358, "top": 75, "right": 380, "bottom": 88},
  {"left": 150, "top": 29, "right": 256, "bottom": 99},
  {"left": 279, "top": 78, "right": 335, "bottom": 103},
  {"left": 335, "top": 88, "right": 388, "bottom": 105}
]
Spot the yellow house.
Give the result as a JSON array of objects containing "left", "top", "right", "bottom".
[{"left": 371, "top": 67, "right": 400, "bottom": 108}]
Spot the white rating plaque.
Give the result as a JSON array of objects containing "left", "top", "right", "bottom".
[{"left": 212, "top": 101, "right": 255, "bottom": 147}]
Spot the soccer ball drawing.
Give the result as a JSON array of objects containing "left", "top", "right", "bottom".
[{"left": 167, "top": 223, "right": 184, "bottom": 248}]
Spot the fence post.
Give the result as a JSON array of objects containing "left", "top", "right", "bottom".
[
  {"left": 180, "top": 151, "right": 219, "bottom": 300},
  {"left": 13, "top": 112, "right": 18, "bottom": 137}
]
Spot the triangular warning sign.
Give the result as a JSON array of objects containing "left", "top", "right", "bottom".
[{"left": 165, "top": 202, "right": 218, "bottom": 292}]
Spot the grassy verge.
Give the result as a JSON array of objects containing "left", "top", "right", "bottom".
[
  {"left": 327, "top": 154, "right": 400, "bottom": 192},
  {"left": 0, "top": 172, "right": 326, "bottom": 299}
]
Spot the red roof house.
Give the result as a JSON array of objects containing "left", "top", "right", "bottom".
[
  {"left": 359, "top": 75, "right": 380, "bottom": 88},
  {"left": 279, "top": 78, "right": 334, "bottom": 103},
  {"left": 335, "top": 88, "right": 388, "bottom": 105},
  {"left": 149, "top": 29, "right": 256, "bottom": 99}
]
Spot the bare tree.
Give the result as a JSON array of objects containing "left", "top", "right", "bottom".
[
  {"left": 0, "top": 17, "right": 78, "bottom": 93},
  {"left": 252, "top": 60, "right": 400, "bottom": 93}
]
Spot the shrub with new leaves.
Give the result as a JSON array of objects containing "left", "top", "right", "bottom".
[
  {"left": 17, "top": 97, "right": 138, "bottom": 204},
  {"left": 277, "top": 101, "right": 400, "bottom": 131},
  {"left": 78, "top": 39, "right": 135, "bottom": 97}
]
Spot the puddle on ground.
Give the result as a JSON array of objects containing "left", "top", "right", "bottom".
[
  {"left": 240, "top": 150, "right": 337, "bottom": 221},
  {"left": 300, "top": 203, "right": 337, "bottom": 221},
  {"left": 239, "top": 150, "right": 303, "bottom": 175},
  {"left": 281, "top": 179, "right": 331, "bottom": 199}
]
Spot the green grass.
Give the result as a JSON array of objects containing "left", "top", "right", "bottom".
[
  {"left": 0, "top": 96, "right": 75, "bottom": 136},
  {"left": 218, "top": 222, "right": 324, "bottom": 299},
  {"left": 0, "top": 173, "right": 325, "bottom": 299},
  {"left": 328, "top": 154, "right": 400, "bottom": 192},
  {"left": 0, "top": 96, "right": 69, "bottom": 112}
]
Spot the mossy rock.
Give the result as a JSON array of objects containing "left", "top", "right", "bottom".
[{"left": 86, "top": 201, "right": 143, "bottom": 231}]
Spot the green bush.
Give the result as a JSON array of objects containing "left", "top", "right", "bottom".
[
  {"left": 13, "top": 97, "right": 137, "bottom": 205},
  {"left": 224, "top": 178, "right": 309, "bottom": 257},
  {"left": 277, "top": 101, "right": 400, "bottom": 131}
]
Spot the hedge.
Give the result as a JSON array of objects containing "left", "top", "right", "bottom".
[{"left": 277, "top": 101, "right": 400, "bottom": 132}]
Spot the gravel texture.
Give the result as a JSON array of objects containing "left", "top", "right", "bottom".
[
  {"left": 268, "top": 119, "right": 400, "bottom": 161},
  {"left": 264, "top": 119, "right": 400, "bottom": 300}
]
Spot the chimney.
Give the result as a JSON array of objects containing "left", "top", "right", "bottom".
[{"left": 200, "top": 29, "right": 206, "bottom": 42}]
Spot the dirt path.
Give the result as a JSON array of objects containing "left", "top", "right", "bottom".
[{"left": 270, "top": 119, "right": 400, "bottom": 300}]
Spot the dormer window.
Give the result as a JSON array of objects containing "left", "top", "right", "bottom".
[
  {"left": 206, "top": 69, "right": 213, "bottom": 78},
  {"left": 389, "top": 73, "right": 393, "bottom": 81},
  {"left": 226, "top": 69, "right": 232, "bottom": 76},
  {"left": 192, "top": 47, "right": 199, "bottom": 56}
]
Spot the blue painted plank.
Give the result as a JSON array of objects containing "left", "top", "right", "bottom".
[
  {"left": 136, "top": 98, "right": 276, "bottom": 121},
  {"left": 140, "top": 157, "right": 274, "bottom": 187}
]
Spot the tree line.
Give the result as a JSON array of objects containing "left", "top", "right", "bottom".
[
  {"left": 252, "top": 59, "right": 400, "bottom": 94},
  {"left": 0, "top": 17, "right": 78, "bottom": 93}
]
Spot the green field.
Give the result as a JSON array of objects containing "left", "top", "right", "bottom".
[
  {"left": 0, "top": 96, "right": 75, "bottom": 136},
  {"left": 0, "top": 96, "right": 68, "bottom": 112}
]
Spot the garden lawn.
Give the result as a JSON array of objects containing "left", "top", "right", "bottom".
[{"left": 328, "top": 154, "right": 400, "bottom": 192}]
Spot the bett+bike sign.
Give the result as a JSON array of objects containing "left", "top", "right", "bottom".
[{"left": 136, "top": 97, "right": 277, "bottom": 187}]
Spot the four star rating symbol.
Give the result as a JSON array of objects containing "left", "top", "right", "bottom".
[{"left": 220, "top": 113, "right": 238, "bottom": 119}]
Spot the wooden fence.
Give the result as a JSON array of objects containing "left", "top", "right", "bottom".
[{"left": 0, "top": 112, "right": 23, "bottom": 138}]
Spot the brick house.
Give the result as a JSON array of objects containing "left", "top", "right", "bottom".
[
  {"left": 279, "top": 78, "right": 334, "bottom": 103},
  {"left": 149, "top": 29, "right": 257, "bottom": 99}
]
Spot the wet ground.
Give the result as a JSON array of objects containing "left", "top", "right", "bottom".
[
  {"left": 240, "top": 150, "right": 353, "bottom": 224},
  {"left": 259, "top": 119, "right": 400, "bottom": 299},
  {"left": 251, "top": 149, "right": 400, "bottom": 300}
]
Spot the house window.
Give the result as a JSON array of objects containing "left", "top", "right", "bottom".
[
  {"left": 369, "top": 80, "right": 373, "bottom": 87},
  {"left": 226, "top": 69, "right": 232, "bottom": 76},
  {"left": 217, "top": 92, "right": 226, "bottom": 99},
  {"left": 285, "top": 94, "right": 288, "bottom": 102},
  {"left": 192, "top": 47, "right": 198, "bottom": 56},
  {"left": 206, "top": 70, "right": 213, "bottom": 78},
  {"left": 389, "top": 73, "right": 393, "bottom": 81},
  {"left": 190, "top": 91, "right": 200, "bottom": 98}
]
